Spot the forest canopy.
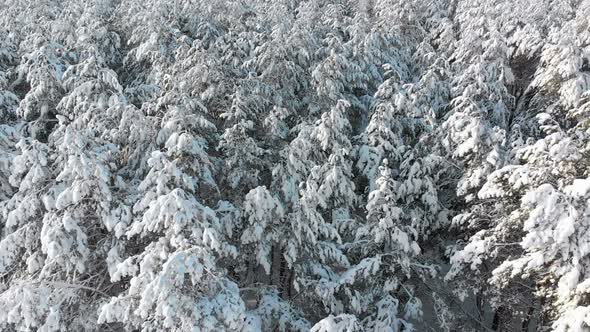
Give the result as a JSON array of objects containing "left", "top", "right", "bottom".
[{"left": 0, "top": 0, "right": 590, "bottom": 331}]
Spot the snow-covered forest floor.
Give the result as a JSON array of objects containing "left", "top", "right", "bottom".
[{"left": 0, "top": 0, "right": 589, "bottom": 331}]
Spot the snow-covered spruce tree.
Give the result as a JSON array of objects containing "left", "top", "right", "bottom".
[
  {"left": 0, "top": 22, "right": 127, "bottom": 329},
  {"left": 235, "top": 7, "right": 329, "bottom": 328},
  {"left": 0, "top": 30, "right": 19, "bottom": 122},
  {"left": 256, "top": 99, "right": 356, "bottom": 327},
  {"left": 435, "top": 2, "right": 528, "bottom": 328},
  {"left": 15, "top": 40, "right": 69, "bottom": 142},
  {"left": 312, "top": 27, "right": 368, "bottom": 110},
  {"left": 0, "top": 29, "right": 20, "bottom": 201},
  {"left": 447, "top": 1, "right": 590, "bottom": 330},
  {"left": 240, "top": 185, "right": 311, "bottom": 331},
  {"left": 442, "top": 17, "right": 514, "bottom": 202},
  {"left": 293, "top": 99, "right": 356, "bottom": 320},
  {"left": 312, "top": 159, "right": 423, "bottom": 331},
  {"left": 357, "top": 79, "right": 418, "bottom": 191},
  {"left": 0, "top": 138, "right": 52, "bottom": 330},
  {"left": 340, "top": 34, "right": 450, "bottom": 332},
  {"left": 448, "top": 108, "right": 590, "bottom": 330},
  {"left": 218, "top": 78, "right": 271, "bottom": 193},
  {"left": 99, "top": 94, "right": 246, "bottom": 330},
  {"left": 486, "top": 4, "right": 590, "bottom": 330}
]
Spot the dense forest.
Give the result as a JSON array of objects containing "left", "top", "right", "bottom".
[{"left": 0, "top": 0, "right": 589, "bottom": 331}]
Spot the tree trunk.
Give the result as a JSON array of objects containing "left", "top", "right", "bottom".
[
  {"left": 279, "top": 256, "right": 288, "bottom": 298},
  {"left": 492, "top": 306, "right": 512, "bottom": 331},
  {"left": 271, "top": 245, "right": 282, "bottom": 287},
  {"left": 476, "top": 293, "right": 484, "bottom": 321},
  {"left": 521, "top": 305, "right": 535, "bottom": 332}
]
